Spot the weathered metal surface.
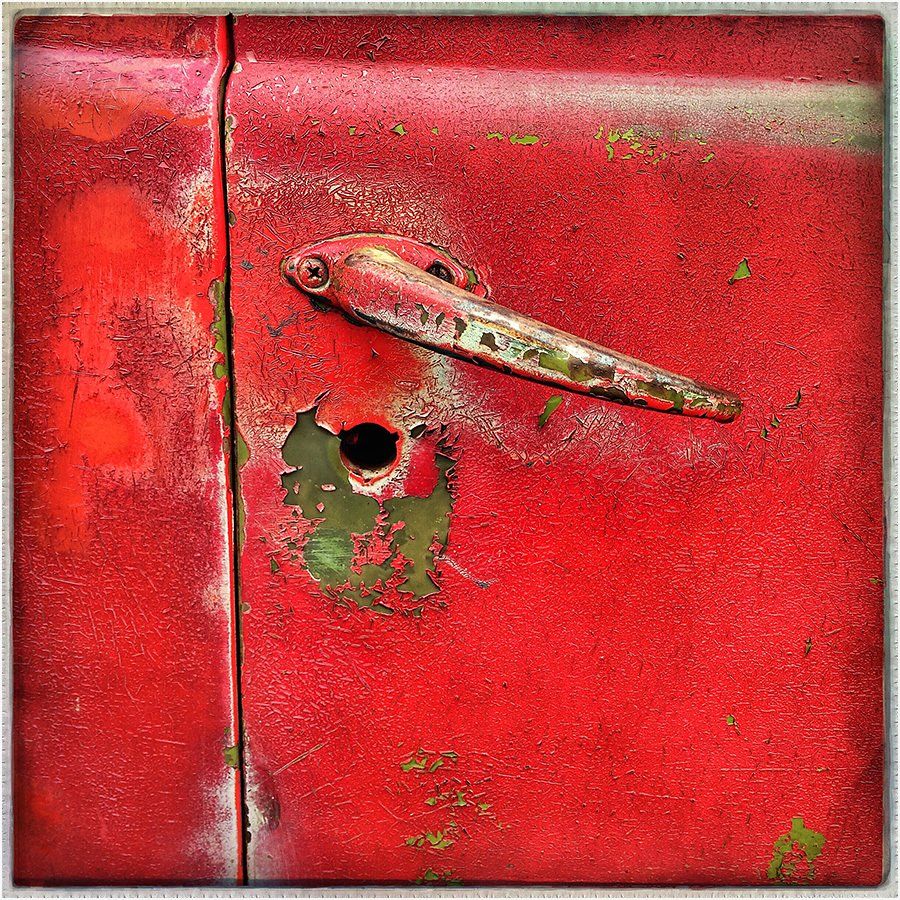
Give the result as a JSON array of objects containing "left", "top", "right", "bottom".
[
  {"left": 226, "top": 14, "right": 883, "bottom": 885},
  {"left": 285, "top": 237, "right": 743, "bottom": 420},
  {"left": 13, "top": 16, "right": 241, "bottom": 884}
]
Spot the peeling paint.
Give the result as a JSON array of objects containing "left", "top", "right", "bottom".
[
  {"left": 767, "top": 818, "right": 825, "bottom": 883},
  {"left": 280, "top": 408, "right": 455, "bottom": 615}
]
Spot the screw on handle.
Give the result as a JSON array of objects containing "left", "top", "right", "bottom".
[{"left": 283, "top": 235, "right": 742, "bottom": 422}]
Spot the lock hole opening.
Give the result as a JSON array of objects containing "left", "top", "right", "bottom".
[{"left": 339, "top": 423, "right": 399, "bottom": 476}]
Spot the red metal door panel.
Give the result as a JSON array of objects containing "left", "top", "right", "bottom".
[
  {"left": 225, "top": 15, "right": 883, "bottom": 885},
  {"left": 13, "top": 16, "right": 241, "bottom": 884}
]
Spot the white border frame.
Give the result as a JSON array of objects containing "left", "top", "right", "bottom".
[{"left": 0, "top": 2, "right": 894, "bottom": 897}]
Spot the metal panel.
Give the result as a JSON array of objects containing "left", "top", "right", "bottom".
[
  {"left": 226, "top": 14, "right": 883, "bottom": 885},
  {"left": 13, "top": 16, "right": 241, "bottom": 884}
]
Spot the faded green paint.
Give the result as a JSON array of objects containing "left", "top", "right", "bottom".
[
  {"left": 391, "top": 122, "right": 407, "bottom": 136},
  {"left": 210, "top": 276, "right": 229, "bottom": 376},
  {"left": 509, "top": 133, "right": 540, "bottom": 145},
  {"left": 538, "top": 350, "right": 594, "bottom": 383},
  {"left": 281, "top": 409, "right": 455, "bottom": 614},
  {"left": 767, "top": 818, "right": 825, "bottom": 883}
]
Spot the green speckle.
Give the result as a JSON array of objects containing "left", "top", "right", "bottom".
[
  {"left": 804, "top": 637, "right": 813, "bottom": 657},
  {"left": 509, "top": 133, "right": 539, "bottom": 145},
  {"left": 729, "top": 258, "right": 752, "bottom": 284},
  {"left": 593, "top": 127, "right": 604, "bottom": 140},
  {"left": 348, "top": 125, "right": 357, "bottom": 135},
  {"left": 391, "top": 123, "right": 407, "bottom": 136},
  {"left": 223, "top": 744, "right": 240, "bottom": 769},
  {"left": 700, "top": 152, "right": 715, "bottom": 163},
  {"left": 431, "top": 126, "right": 439, "bottom": 135},
  {"left": 725, "top": 714, "right": 737, "bottom": 727},
  {"left": 538, "top": 395, "right": 563, "bottom": 428},
  {"left": 767, "top": 818, "right": 825, "bottom": 883},
  {"left": 213, "top": 362, "right": 227, "bottom": 380},
  {"left": 787, "top": 389, "right": 803, "bottom": 409},
  {"left": 606, "top": 143, "right": 614, "bottom": 160},
  {"left": 270, "top": 557, "right": 280, "bottom": 574},
  {"left": 487, "top": 132, "right": 505, "bottom": 141}
]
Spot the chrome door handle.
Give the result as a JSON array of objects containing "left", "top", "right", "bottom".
[{"left": 283, "top": 234, "right": 742, "bottom": 422}]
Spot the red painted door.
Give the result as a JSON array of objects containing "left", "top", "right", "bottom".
[
  {"left": 225, "top": 15, "right": 884, "bottom": 886},
  {"left": 13, "top": 16, "right": 242, "bottom": 884}
]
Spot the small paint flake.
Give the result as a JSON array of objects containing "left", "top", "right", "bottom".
[
  {"left": 509, "top": 133, "right": 539, "bottom": 145},
  {"left": 486, "top": 132, "right": 505, "bottom": 140},
  {"left": 222, "top": 744, "right": 240, "bottom": 768},
  {"left": 270, "top": 558, "right": 280, "bottom": 574},
  {"left": 700, "top": 152, "right": 715, "bottom": 163},
  {"left": 593, "top": 127, "right": 604, "bottom": 140},
  {"left": 787, "top": 389, "right": 803, "bottom": 408},
  {"left": 725, "top": 714, "right": 737, "bottom": 727},
  {"left": 538, "top": 395, "right": 564, "bottom": 428},
  {"left": 431, "top": 126, "right": 439, "bottom": 135},
  {"left": 401, "top": 754, "right": 427, "bottom": 772},
  {"left": 391, "top": 123, "right": 407, "bottom": 136},
  {"left": 348, "top": 125, "right": 357, "bottom": 135},
  {"left": 804, "top": 637, "right": 813, "bottom": 656},
  {"left": 606, "top": 143, "right": 614, "bottom": 160},
  {"left": 729, "top": 258, "right": 752, "bottom": 284}
]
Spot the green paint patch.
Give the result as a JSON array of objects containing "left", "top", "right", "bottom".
[
  {"left": 787, "top": 389, "right": 803, "bottom": 409},
  {"left": 725, "top": 714, "right": 738, "bottom": 728},
  {"left": 223, "top": 744, "right": 240, "bottom": 769},
  {"left": 282, "top": 410, "right": 455, "bottom": 614},
  {"left": 417, "top": 868, "right": 462, "bottom": 885},
  {"left": 487, "top": 132, "right": 505, "bottom": 141},
  {"left": 431, "top": 126, "right": 439, "bottom": 135},
  {"left": 509, "top": 133, "right": 539, "bottom": 145},
  {"left": 729, "top": 258, "right": 752, "bottom": 284},
  {"left": 767, "top": 817, "right": 825, "bottom": 883},
  {"left": 700, "top": 152, "right": 715, "bottom": 163},
  {"left": 391, "top": 123, "right": 407, "bottom": 136},
  {"left": 538, "top": 395, "right": 563, "bottom": 428}
]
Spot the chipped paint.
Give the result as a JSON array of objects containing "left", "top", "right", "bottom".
[
  {"left": 280, "top": 407, "right": 455, "bottom": 615},
  {"left": 767, "top": 818, "right": 826, "bottom": 883}
]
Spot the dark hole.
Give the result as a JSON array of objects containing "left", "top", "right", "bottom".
[
  {"left": 426, "top": 260, "right": 454, "bottom": 283},
  {"left": 339, "top": 422, "right": 399, "bottom": 474}
]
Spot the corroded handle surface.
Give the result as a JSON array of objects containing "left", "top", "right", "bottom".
[{"left": 284, "top": 235, "right": 742, "bottom": 422}]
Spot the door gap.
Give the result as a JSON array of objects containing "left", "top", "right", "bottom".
[{"left": 215, "top": 12, "right": 250, "bottom": 885}]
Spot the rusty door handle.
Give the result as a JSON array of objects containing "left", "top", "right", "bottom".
[{"left": 283, "top": 234, "right": 742, "bottom": 422}]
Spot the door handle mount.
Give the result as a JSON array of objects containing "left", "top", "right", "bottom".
[{"left": 283, "top": 234, "right": 742, "bottom": 422}]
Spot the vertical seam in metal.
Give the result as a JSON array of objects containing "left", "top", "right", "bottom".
[{"left": 216, "top": 12, "right": 250, "bottom": 885}]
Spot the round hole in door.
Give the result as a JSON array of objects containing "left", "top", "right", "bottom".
[{"left": 339, "top": 423, "right": 399, "bottom": 476}]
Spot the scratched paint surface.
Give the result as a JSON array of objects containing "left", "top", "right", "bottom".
[
  {"left": 227, "top": 16, "right": 883, "bottom": 885},
  {"left": 13, "top": 17, "right": 241, "bottom": 884}
]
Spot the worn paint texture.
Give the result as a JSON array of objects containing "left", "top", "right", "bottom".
[
  {"left": 13, "top": 16, "right": 241, "bottom": 884},
  {"left": 226, "top": 15, "right": 883, "bottom": 885}
]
